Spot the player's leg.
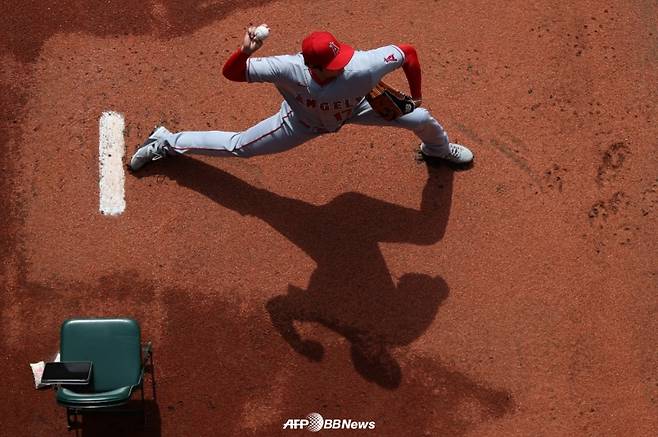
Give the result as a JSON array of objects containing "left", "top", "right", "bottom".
[
  {"left": 348, "top": 101, "right": 473, "bottom": 164},
  {"left": 129, "top": 105, "right": 317, "bottom": 171}
]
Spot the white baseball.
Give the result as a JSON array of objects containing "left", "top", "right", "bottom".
[{"left": 254, "top": 24, "right": 270, "bottom": 41}]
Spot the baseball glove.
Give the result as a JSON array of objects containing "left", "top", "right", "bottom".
[{"left": 365, "top": 81, "right": 418, "bottom": 121}]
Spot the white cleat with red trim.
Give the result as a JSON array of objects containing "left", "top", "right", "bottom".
[
  {"left": 420, "top": 142, "right": 474, "bottom": 165},
  {"left": 129, "top": 126, "right": 173, "bottom": 171}
]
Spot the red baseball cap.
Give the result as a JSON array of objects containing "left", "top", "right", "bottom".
[{"left": 302, "top": 31, "right": 355, "bottom": 70}]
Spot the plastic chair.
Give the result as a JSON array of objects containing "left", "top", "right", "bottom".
[{"left": 55, "top": 318, "right": 155, "bottom": 429}]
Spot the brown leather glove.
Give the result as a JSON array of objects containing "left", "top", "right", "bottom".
[{"left": 365, "top": 81, "right": 419, "bottom": 121}]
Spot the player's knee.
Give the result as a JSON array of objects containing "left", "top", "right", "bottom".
[
  {"left": 232, "top": 147, "right": 255, "bottom": 158},
  {"left": 413, "top": 107, "right": 432, "bottom": 123},
  {"left": 230, "top": 135, "right": 257, "bottom": 157}
]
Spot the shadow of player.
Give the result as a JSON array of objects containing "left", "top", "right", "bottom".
[
  {"left": 3, "top": 0, "right": 276, "bottom": 63},
  {"left": 143, "top": 155, "right": 454, "bottom": 389}
]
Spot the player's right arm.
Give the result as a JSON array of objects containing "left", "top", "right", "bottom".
[
  {"left": 222, "top": 26, "right": 293, "bottom": 84},
  {"left": 224, "top": 52, "right": 297, "bottom": 84},
  {"left": 222, "top": 26, "right": 262, "bottom": 82}
]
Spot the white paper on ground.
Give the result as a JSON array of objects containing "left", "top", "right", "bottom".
[
  {"left": 30, "top": 351, "right": 60, "bottom": 389},
  {"left": 30, "top": 361, "right": 46, "bottom": 389}
]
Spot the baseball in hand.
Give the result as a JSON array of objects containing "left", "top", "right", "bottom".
[{"left": 254, "top": 24, "right": 270, "bottom": 41}]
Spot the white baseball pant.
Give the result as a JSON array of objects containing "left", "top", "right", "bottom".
[{"left": 161, "top": 100, "right": 451, "bottom": 157}]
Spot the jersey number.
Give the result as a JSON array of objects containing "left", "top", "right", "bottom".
[{"left": 333, "top": 109, "right": 353, "bottom": 122}]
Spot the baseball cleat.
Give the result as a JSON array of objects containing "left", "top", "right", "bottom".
[
  {"left": 129, "top": 126, "right": 173, "bottom": 171},
  {"left": 420, "top": 142, "right": 474, "bottom": 164}
]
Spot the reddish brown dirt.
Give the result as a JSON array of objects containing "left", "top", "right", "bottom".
[{"left": 1, "top": 1, "right": 656, "bottom": 436}]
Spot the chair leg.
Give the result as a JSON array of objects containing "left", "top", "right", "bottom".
[
  {"left": 150, "top": 350, "right": 157, "bottom": 401},
  {"left": 140, "top": 382, "right": 146, "bottom": 429},
  {"left": 66, "top": 408, "right": 75, "bottom": 430}
]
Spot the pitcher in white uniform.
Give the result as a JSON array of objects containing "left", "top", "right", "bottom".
[{"left": 129, "top": 27, "right": 474, "bottom": 171}]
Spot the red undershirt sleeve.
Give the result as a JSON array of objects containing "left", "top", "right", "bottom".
[
  {"left": 397, "top": 43, "right": 422, "bottom": 100},
  {"left": 222, "top": 49, "right": 250, "bottom": 82}
]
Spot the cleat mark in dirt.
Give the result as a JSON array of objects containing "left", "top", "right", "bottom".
[
  {"left": 640, "top": 178, "right": 658, "bottom": 217},
  {"left": 542, "top": 164, "right": 567, "bottom": 192},
  {"left": 596, "top": 141, "right": 630, "bottom": 186},
  {"left": 588, "top": 191, "right": 626, "bottom": 227},
  {"left": 455, "top": 123, "right": 542, "bottom": 188}
]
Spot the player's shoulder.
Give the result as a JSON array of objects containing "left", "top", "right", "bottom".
[
  {"left": 250, "top": 53, "right": 304, "bottom": 66},
  {"left": 248, "top": 53, "right": 306, "bottom": 80},
  {"left": 348, "top": 45, "right": 404, "bottom": 70}
]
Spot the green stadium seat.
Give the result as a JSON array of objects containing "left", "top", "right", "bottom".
[{"left": 54, "top": 318, "right": 155, "bottom": 429}]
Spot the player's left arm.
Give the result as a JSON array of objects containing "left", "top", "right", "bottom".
[
  {"left": 367, "top": 44, "right": 421, "bottom": 103},
  {"left": 396, "top": 44, "right": 422, "bottom": 104}
]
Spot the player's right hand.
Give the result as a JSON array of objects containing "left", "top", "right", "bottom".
[{"left": 241, "top": 26, "right": 263, "bottom": 55}]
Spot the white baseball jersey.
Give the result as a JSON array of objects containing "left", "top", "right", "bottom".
[
  {"left": 161, "top": 44, "right": 451, "bottom": 159},
  {"left": 247, "top": 45, "right": 405, "bottom": 132}
]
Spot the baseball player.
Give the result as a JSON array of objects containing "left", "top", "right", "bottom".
[{"left": 129, "top": 26, "right": 474, "bottom": 171}]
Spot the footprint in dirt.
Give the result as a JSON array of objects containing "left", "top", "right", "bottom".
[
  {"left": 640, "top": 178, "right": 658, "bottom": 217},
  {"left": 542, "top": 164, "right": 567, "bottom": 192},
  {"left": 596, "top": 142, "right": 630, "bottom": 186},
  {"left": 588, "top": 191, "right": 627, "bottom": 229}
]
